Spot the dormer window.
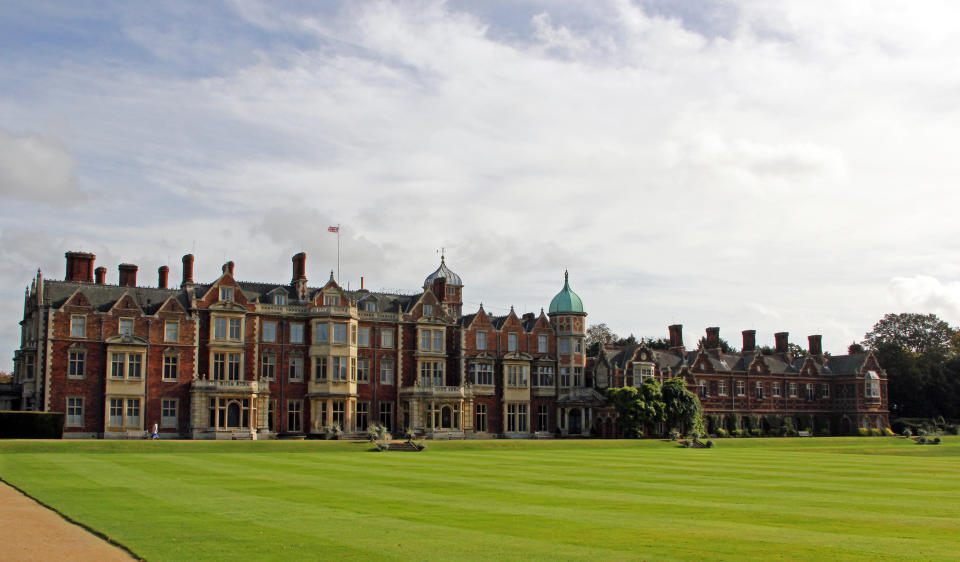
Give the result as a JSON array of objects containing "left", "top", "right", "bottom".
[
  {"left": 538, "top": 335, "right": 548, "bottom": 353},
  {"left": 323, "top": 295, "right": 338, "bottom": 306},
  {"left": 423, "top": 304, "right": 433, "bottom": 316},
  {"left": 273, "top": 294, "right": 287, "bottom": 306},
  {"left": 220, "top": 287, "right": 234, "bottom": 302},
  {"left": 364, "top": 301, "right": 376, "bottom": 312},
  {"left": 476, "top": 331, "right": 486, "bottom": 350},
  {"left": 70, "top": 315, "right": 86, "bottom": 338},
  {"left": 508, "top": 333, "right": 518, "bottom": 352},
  {"left": 118, "top": 318, "right": 134, "bottom": 338}
]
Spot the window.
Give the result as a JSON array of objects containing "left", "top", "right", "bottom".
[
  {"left": 506, "top": 403, "right": 528, "bottom": 432},
  {"left": 806, "top": 383, "right": 816, "bottom": 401},
  {"left": 538, "top": 335, "right": 548, "bottom": 353},
  {"left": 323, "top": 295, "right": 338, "bottom": 306},
  {"left": 865, "top": 371, "right": 881, "bottom": 398},
  {"left": 331, "top": 357, "right": 348, "bottom": 381},
  {"left": 229, "top": 318, "right": 242, "bottom": 340},
  {"left": 220, "top": 286, "right": 234, "bottom": 301},
  {"left": 228, "top": 353, "right": 240, "bottom": 380},
  {"left": 381, "top": 329, "right": 394, "bottom": 348},
  {"left": 789, "top": 382, "right": 798, "bottom": 398},
  {"left": 699, "top": 380, "right": 708, "bottom": 398},
  {"left": 119, "top": 318, "right": 134, "bottom": 338},
  {"left": 734, "top": 380, "right": 745, "bottom": 396},
  {"left": 820, "top": 383, "right": 830, "bottom": 399},
  {"left": 508, "top": 333, "right": 518, "bottom": 352},
  {"left": 420, "top": 361, "right": 444, "bottom": 386},
  {"left": 537, "top": 404, "right": 549, "bottom": 431},
  {"left": 475, "top": 403, "right": 487, "bottom": 432},
  {"left": 364, "top": 300, "right": 376, "bottom": 312},
  {"left": 356, "top": 402, "right": 369, "bottom": 431},
  {"left": 70, "top": 316, "right": 86, "bottom": 338},
  {"left": 718, "top": 380, "right": 728, "bottom": 396},
  {"left": 314, "top": 357, "right": 327, "bottom": 381},
  {"left": 214, "top": 352, "right": 240, "bottom": 381},
  {"left": 574, "top": 339, "right": 583, "bottom": 353},
  {"left": 262, "top": 321, "right": 277, "bottom": 343},
  {"left": 358, "top": 327, "right": 371, "bottom": 347},
  {"left": 476, "top": 331, "right": 486, "bottom": 350},
  {"left": 287, "top": 400, "right": 302, "bottom": 432},
  {"left": 288, "top": 356, "right": 303, "bottom": 381},
  {"left": 261, "top": 354, "right": 276, "bottom": 380},
  {"left": 127, "top": 399, "right": 140, "bottom": 427},
  {"left": 315, "top": 323, "right": 329, "bottom": 343},
  {"left": 332, "top": 401, "right": 345, "bottom": 429},
  {"left": 535, "top": 365, "right": 554, "bottom": 387},
  {"left": 273, "top": 294, "right": 287, "bottom": 306},
  {"left": 506, "top": 365, "right": 528, "bottom": 387},
  {"left": 214, "top": 318, "right": 227, "bottom": 340},
  {"left": 351, "top": 325, "right": 357, "bottom": 345},
  {"left": 23, "top": 354, "right": 35, "bottom": 380},
  {"left": 420, "top": 329, "right": 444, "bottom": 351},
  {"left": 164, "top": 321, "right": 179, "bottom": 342},
  {"left": 68, "top": 350, "right": 85, "bottom": 378},
  {"left": 161, "top": 399, "right": 177, "bottom": 428},
  {"left": 755, "top": 382, "right": 764, "bottom": 399},
  {"left": 469, "top": 363, "right": 494, "bottom": 385},
  {"left": 560, "top": 367, "right": 571, "bottom": 387},
  {"left": 379, "top": 401, "right": 393, "bottom": 430},
  {"left": 213, "top": 352, "right": 226, "bottom": 380},
  {"left": 573, "top": 367, "right": 583, "bottom": 387},
  {"left": 423, "top": 304, "right": 433, "bottom": 316},
  {"left": 110, "top": 352, "right": 142, "bottom": 379},
  {"left": 289, "top": 323, "right": 304, "bottom": 344},
  {"left": 163, "top": 354, "right": 178, "bottom": 381},
  {"left": 357, "top": 357, "right": 370, "bottom": 383},
  {"left": 66, "top": 397, "right": 83, "bottom": 426},
  {"left": 380, "top": 359, "right": 394, "bottom": 384},
  {"left": 773, "top": 382, "right": 782, "bottom": 397},
  {"left": 109, "top": 398, "right": 124, "bottom": 426},
  {"left": 632, "top": 364, "right": 654, "bottom": 385}
]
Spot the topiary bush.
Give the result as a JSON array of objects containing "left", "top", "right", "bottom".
[
  {"left": 903, "top": 428, "right": 912, "bottom": 438},
  {"left": 706, "top": 440, "right": 715, "bottom": 448},
  {"left": 857, "top": 427, "right": 870, "bottom": 437},
  {"left": 750, "top": 428, "right": 762, "bottom": 437},
  {"left": 933, "top": 437, "right": 941, "bottom": 444},
  {"left": 715, "top": 428, "right": 728, "bottom": 438},
  {"left": 918, "top": 437, "right": 928, "bottom": 444},
  {"left": 0, "top": 411, "right": 65, "bottom": 439},
  {"left": 882, "top": 427, "right": 894, "bottom": 436}
]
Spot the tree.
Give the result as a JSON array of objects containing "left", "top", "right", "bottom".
[
  {"left": 606, "top": 378, "right": 665, "bottom": 438},
  {"left": 645, "top": 337, "right": 671, "bottom": 350},
  {"left": 586, "top": 323, "right": 618, "bottom": 356},
  {"left": 661, "top": 377, "right": 703, "bottom": 435},
  {"left": 847, "top": 342, "right": 865, "bottom": 354},
  {"left": 697, "top": 337, "right": 739, "bottom": 353},
  {"left": 863, "top": 313, "right": 956, "bottom": 354},
  {"left": 614, "top": 334, "right": 639, "bottom": 347}
]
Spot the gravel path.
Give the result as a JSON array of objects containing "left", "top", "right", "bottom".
[{"left": 0, "top": 481, "right": 136, "bottom": 561}]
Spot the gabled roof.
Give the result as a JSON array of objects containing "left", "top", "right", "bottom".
[{"left": 44, "top": 280, "right": 189, "bottom": 314}]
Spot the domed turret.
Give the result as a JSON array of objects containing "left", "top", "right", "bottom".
[
  {"left": 549, "top": 271, "right": 584, "bottom": 315},
  {"left": 424, "top": 255, "right": 462, "bottom": 287},
  {"left": 424, "top": 255, "right": 463, "bottom": 318}
]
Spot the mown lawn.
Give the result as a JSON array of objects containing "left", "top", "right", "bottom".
[{"left": 1, "top": 437, "right": 958, "bottom": 561}]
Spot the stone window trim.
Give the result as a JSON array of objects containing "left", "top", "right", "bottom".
[
  {"left": 219, "top": 286, "right": 234, "bottom": 302},
  {"left": 163, "top": 320, "right": 179, "bottom": 343},
  {"left": 212, "top": 314, "right": 244, "bottom": 343},
  {"left": 66, "top": 396, "right": 84, "bottom": 427},
  {"left": 161, "top": 398, "right": 178, "bottom": 428},
  {"left": 288, "top": 323, "right": 305, "bottom": 344},
  {"left": 261, "top": 320, "right": 278, "bottom": 343},
  {"left": 118, "top": 317, "right": 135, "bottom": 338},
  {"left": 67, "top": 345, "right": 86, "bottom": 379},
  {"left": 109, "top": 349, "right": 144, "bottom": 380},
  {"left": 70, "top": 315, "right": 87, "bottom": 339},
  {"left": 162, "top": 349, "right": 180, "bottom": 381}
]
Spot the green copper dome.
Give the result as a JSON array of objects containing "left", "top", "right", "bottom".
[{"left": 549, "top": 270, "right": 584, "bottom": 314}]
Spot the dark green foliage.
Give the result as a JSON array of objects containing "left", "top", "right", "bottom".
[
  {"left": 864, "top": 313, "right": 955, "bottom": 354},
  {"left": 606, "top": 379, "right": 666, "bottom": 438},
  {"left": 705, "top": 440, "right": 715, "bottom": 448},
  {"left": 848, "top": 342, "right": 866, "bottom": 354},
  {"left": 662, "top": 377, "right": 703, "bottom": 434},
  {"left": 697, "top": 337, "right": 739, "bottom": 353},
  {"left": 0, "top": 411, "right": 64, "bottom": 438},
  {"left": 726, "top": 413, "right": 740, "bottom": 431},
  {"left": 877, "top": 343, "right": 960, "bottom": 420}
]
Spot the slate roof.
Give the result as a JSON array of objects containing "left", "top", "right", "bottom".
[{"left": 43, "top": 280, "right": 189, "bottom": 314}]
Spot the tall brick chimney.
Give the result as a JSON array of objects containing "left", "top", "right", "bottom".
[
  {"left": 742, "top": 329, "right": 756, "bottom": 353},
  {"left": 222, "top": 261, "right": 235, "bottom": 277},
  {"left": 775, "top": 332, "right": 789, "bottom": 353},
  {"left": 65, "top": 251, "right": 95, "bottom": 283},
  {"left": 705, "top": 327, "right": 720, "bottom": 351},
  {"left": 668, "top": 324, "right": 684, "bottom": 351},
  {"left": 118, "top": 264, "right": 138, "bottom": 287},
  {"left": 158, "top": 265, "right": 169, "bottom": 289},
  {"left": 292, "top": 252, "right": 307, "bottom": 282},
  {"left": 95, "top": 266, "right": 106, "bottom": 285},
  {"left": 181, "top": 254, "right": 194, "bottom": 287},
  {"left": 808, "top": 334, "right": 823, "bottom": 356}
]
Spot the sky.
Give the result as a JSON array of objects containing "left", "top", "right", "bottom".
[{"left": 2, "top": 0, "right": 960, "bottom": 366}]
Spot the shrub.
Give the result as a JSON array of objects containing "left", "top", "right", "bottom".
[
  {"left": 816, "top": 428, "right": 831, "bottom": 437},
  {"left": 933, "top": 437, "right": 941, "bottom": 444},
  {"left": 917, "top": 428, "right": 927, "bottom": 437},
  {"left": 715, "top": 428, "right": 728, "bottom": 438},
  {"left": 706, "top": 440, "right": 715, "bottom": 448},
  {"left": 669, "top": 430, "right": 680, "bottom": 441},
  {"left": 0, "top": 411, "right": 65, "bottom": 439},
  {"left": 882, "top": 427, "right": 894, "bottom": 436},
  {"left": 870, "top": 428, "right": 883, "bottom": 436},
  {"left": 732, "top": 429, "right": 745, "bottom": 438},
  {"left": 918, "top": 437, "right": 928, "bottom": 444},
  {"left": 682, "top": 440, "right": 691, "bottom": 448},
  {"left": 857, "top": 427, "right": 870, "bottom": 437},
  {"left": 749, "top": 428, "right": 762, "bottom": 437},
  {"left": 902, "top": 428, "right": 912, "bottom": 438},
  {"left": 944, "top": 425, "right": 959, "bottom": 435}
]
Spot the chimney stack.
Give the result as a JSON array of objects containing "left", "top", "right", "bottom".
[
  {"left": 118, "top": 263, "right": 138, "bottom": 287},
  {"left": 65, "top": 251, "right": 96, "bottom": 283},
  {"left": 775, "top": 332, "right": 789, "bottom": 353},
  {"left": 742, "top": 329, "right": 756, "bottom": 353},
  {"left": 158, "top": 265, "right": 169, "bottom": 289},
  {"left": 808, "top": 334, "right": 823, "bottom": 356},
  {"left": 705, "top": 327, "right": 720, "bottom": 351},
  {"left": 222, "top": 261, "right": 235, "bottom": 277},
  {"left": 360, "top": 276, "right": 365, "bottom": 291},
  {"left": 668, "top": 324, "right": 684, "bottom": 351},
  {"left": 292, "top": 252, "right": 307, "bottom": 282},
  {"left": 95, "top": 266, "right": 106, "bottom": 285},
  {"left": 181, "top": 254, "right": 194, "bottom": 287}
]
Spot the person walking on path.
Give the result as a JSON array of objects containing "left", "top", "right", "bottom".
[{"left": 151, "top": 423, "right": 158, "bottom": 440}]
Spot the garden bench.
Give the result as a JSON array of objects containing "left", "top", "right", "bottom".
[{"left": 798, "top": 431, "right": 811, "bottom": 437}]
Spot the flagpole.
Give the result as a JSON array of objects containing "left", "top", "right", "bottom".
[{"left": 337, "top": 224, "right": 341, "bottom": 284}]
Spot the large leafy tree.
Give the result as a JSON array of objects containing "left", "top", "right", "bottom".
[
  {"left": 661, "top": 377, "right": 703, "bottom": 434},
  {"left": 586, "top": 323, "right": 618, "bottom": 356},
  {"left": 606, "top": 378, "right": 665, "bottom": 438},
  {"left": 863, "top": 313, "right": 955, "bottom": 354}
]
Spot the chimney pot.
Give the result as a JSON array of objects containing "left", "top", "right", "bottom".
[
  {"left": 181, "top": 254, "right": 194, "bottom": 287},
  {"left": 94, "top": 266, "right": 106, "bottom": 285},
  {"left": 668, "top": 324, "right": 684, "bottom": 351},
  {"left": 705, "top": 327, "right": 720, "bottom": 350},
  {"left": 118, "top": 263, "right": 138, "bottom": 288},
  {"left": 222, "top": 261, "right": 235, "bottom": 277},
  {"left": 292, "top": 252, "right": 307, "bottom": 281},
  {"left": 158, "top": 265, "right": 169, "bottom": 289},
  {"left": 775, "top": 332, "right": 789, "bottom": 353},
  {"left": 742, "top": 329, "right": 756, "bottom": 352},
  {"left": 64, "top": 251, "right": 96, "bottom": 283},
  {"left": 808, "top": 334, "right": 823, "bottom": 356}
]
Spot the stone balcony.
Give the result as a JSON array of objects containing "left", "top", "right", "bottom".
[
  {"left": 191, "top": 379, "right": 261, "bottom": 393},
  {"left": 400, "top": 384, "right": 472, "bottom": 398}
]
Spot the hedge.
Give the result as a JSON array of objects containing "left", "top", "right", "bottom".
[{"left": 0, "top": 411, "right": 65, "bottom": 439}]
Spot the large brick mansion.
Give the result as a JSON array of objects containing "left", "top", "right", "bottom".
[{"left": 10, "top": 251, "right": 889, "bottom": 438}]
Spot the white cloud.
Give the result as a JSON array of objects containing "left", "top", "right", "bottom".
[
  {"left": 888, "top": 276, "right": 960, "bottom": 323},
  {"left": 0, "top": 129, "right": 83, "bottom": 205}
]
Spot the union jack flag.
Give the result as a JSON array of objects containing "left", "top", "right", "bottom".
[{"left": 328, "top": 226, "right": 339, "bottom": 233}]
